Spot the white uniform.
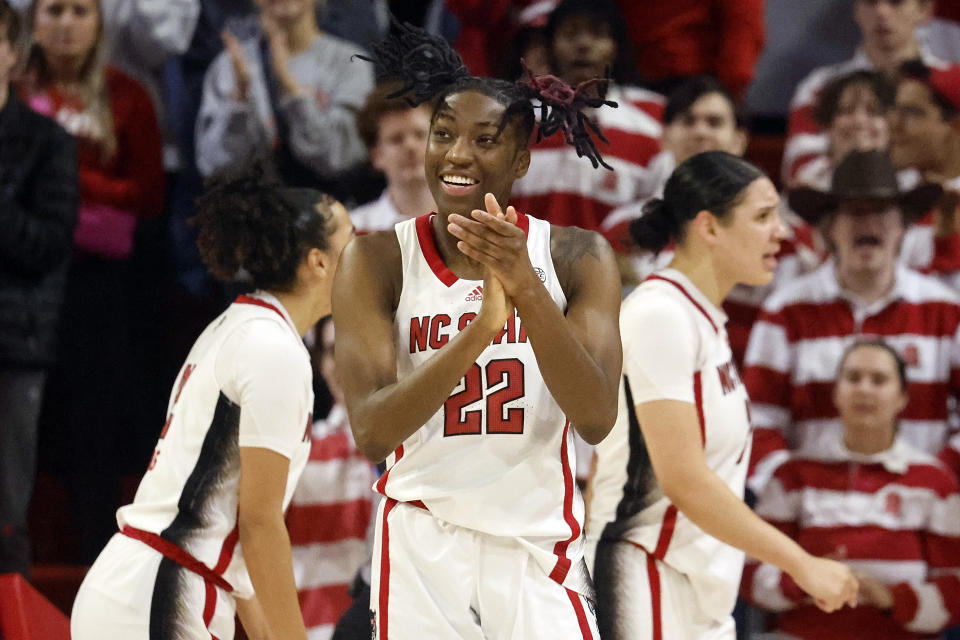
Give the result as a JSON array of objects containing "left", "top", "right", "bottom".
[
  {"left": 587, "top": 269, "right": 752, "bottom": 640},
  {"left": 371, "top": 213, "right": 598, "bottom": 639},
  {"left": 71, "top": 293, "right": 313, "bottom": 640}
]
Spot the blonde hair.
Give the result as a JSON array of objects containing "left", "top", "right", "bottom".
[{"left": 21, "top": 0, "right": 116, "bottom": 160}]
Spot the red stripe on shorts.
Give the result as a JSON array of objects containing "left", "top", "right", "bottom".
[
  {"left": 652, "top": 505, "right": 677, "bottom": 560},
  {"left": 565, "top": 588, "right": 593, "bottom": 640},
  {"left": 646, "top": 554, "right": 663, "bottom": 640},
  {"left": 549, "top": 420, "right": 579, "bottom": 584},
  {"left": 378, "top": 498, "right": 398, "bottom": 640},
  {"left": 203, "top": 581, "right": 217, "bottom": 629},
  {"left": 375, "top": 445, "right": 404, "bottom": 496}
]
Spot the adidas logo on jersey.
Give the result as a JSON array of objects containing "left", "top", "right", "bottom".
[{"left": 465, "top": 286, "right": 483, "bottom": 302}]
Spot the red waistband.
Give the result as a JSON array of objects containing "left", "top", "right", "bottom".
[{"left": 121, "top": 526, "right": 234, "bottom": 593}]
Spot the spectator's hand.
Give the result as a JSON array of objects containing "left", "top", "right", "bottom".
[
  {"left": 222, "top": 31, "right": 251, "bottom": 102},
  {"left": 262, "top": 17, "right": 305, "bottom": 97},
  {"left": 791, "top": 554, "right": 859, "bottom": 613},
  {"left": 856, "top": 573, "right": 894, "bottom": 610}
]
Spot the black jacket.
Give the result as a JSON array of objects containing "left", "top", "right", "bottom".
[{"left": 0, "top": 91, "right": 78, "bottom": 367}]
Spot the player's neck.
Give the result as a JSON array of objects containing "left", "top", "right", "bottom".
[
  {"left": 271, "top": 289, "right": 325, "bottom": 336},
  {"left": 668, "top": 250, "right": 732, "bottom": 308},
  {"left": 431, "top": 211, "right": 486, "bottom": 280}
]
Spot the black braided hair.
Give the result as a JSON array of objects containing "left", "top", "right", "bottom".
[
  {"left": 356, "top": 18, "right": 616, "bottom": 170},
  {"left": 190, "top": 163, "right": 337, "bottom": 292}
]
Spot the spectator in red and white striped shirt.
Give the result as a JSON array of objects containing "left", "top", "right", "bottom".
[
  {"left": 287, "top": 317, "right": 376, "bottom": 640},
  {"left": 509, "top": 0, "right": 664, "bottom": 252},
  {"left": 742, "top": 339, "right": 960, "bottom": 639},
  {"left": 743, "top": 150, "right": 960, "bottom": 492},
  {"left": 783, "top": 0, "right": 940, "bottom": 187}
]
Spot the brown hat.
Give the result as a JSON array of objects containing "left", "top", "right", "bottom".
[{"left": 788, "top": 150, "right": 943, "bottom": 226}]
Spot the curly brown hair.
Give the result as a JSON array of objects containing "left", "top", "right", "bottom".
[{"left": 191, "top": 165, "right": 338, "bottom": 292}]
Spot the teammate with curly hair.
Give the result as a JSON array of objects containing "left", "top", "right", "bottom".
[
  {"left": 70, "top": 168, "right": 353, "bottom": 640},
  {"left": 336, "top": 20, "right": 622, "bottom": 639}
]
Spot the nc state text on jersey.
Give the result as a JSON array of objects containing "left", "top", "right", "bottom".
[{"left": 409, "top": 311, "right": 528, "bottom": 354}]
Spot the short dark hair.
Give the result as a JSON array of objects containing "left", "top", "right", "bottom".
[
  {"left": 815, "top": 70, "right": 895, "bottom": 127},
  {"left": 191, "top": 164, "right": 338, "bottom": 292},
  {"left": 0, "top": 0, "right": 20, "bottom": 44},
  {"left": 838, "top": 339, "right": 908, "bottom": 391},
  {"left": 629, "top": 151, "right": 766, "bottom": 253},
  {"left": 899, "top": 59, "right": 960, "bottom": 121},
  {"left": 663, "top": 75, "right": 745, "bottom": 128},
  {"left": 544, "top": 0, "right": 639, "bottom": 86},
  {"left": 356, "top": 81, "right": 427, "bottom": 150}
]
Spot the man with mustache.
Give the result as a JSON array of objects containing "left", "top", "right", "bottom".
[{"left": 743, "top": 150, "right": 960, "bottom": 490}]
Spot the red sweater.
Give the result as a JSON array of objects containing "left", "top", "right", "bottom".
[
  {"left": 615, "top": 0, "right": 764, "bottom": 100},
  {"left": 22, "top": 67, "right": 165, "bottom": 221}
]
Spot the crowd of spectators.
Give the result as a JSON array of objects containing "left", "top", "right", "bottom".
[{"left": 1, "top": 0, "right": 960, "bottom": 638}]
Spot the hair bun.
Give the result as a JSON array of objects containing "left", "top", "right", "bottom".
[{"left": 629, "top": 198, "right": 679, "bottom": 254}]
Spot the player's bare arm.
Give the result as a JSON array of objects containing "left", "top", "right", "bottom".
[
  {"left": 448, "top": 194, "right": 622, "bottom": 444},
  {"left": 334, "top": 231, "right": 513, "bottom": 462},
  {"left": 636, "top": 399, "right": 859, "bottom": 613}
]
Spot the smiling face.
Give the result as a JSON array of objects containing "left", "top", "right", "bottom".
[
  {"left": 664, "top": 92, "right": 746, "bottom": 165},
  {"left": 424, "top": 90, "right": 530, "bottom": 218},
  {"left": 834, "top": 343, "right": 907, "bottom": 441},
  {"left": 828, "top": 82, "right": 890, "bottom": 164},
  {"left": 827, "top": 202, "right": 904, "bottom": 281},
  {"left": 711, "top": 177, "right": 786, "bottom": 287},
  {"left": 550, "top": 12, "right": 616, "bottom": 87},
  {"left": 32, "top": 0, "right": 100, "bottom": 65}
]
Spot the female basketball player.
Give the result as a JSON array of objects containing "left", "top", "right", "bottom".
[
  {"left": 334, "top": 21, "right": 622, "bottom": 639},
  {"left": 587, "top": 151, "right": 859, "bottom": 639},
  {"left": 70, "top": 169, "right": 354, "bottom": 640}
]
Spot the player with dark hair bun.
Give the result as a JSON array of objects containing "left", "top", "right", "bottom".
[
  {"left": 588, "top": 151, "right": 858, "bottom": 639},
  {"left": 336, "top": 20, "right": 622, "bottom": 639},
  {"left": 71, "top": 168, "right": 354, "bottom": 640}
]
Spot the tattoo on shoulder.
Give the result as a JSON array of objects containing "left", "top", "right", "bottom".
[{"left": 552, "top": 227, "right": 608, "bottom": 271}]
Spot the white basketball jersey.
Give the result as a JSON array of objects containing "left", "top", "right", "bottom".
[
  {"left": 589, "top": 269, "right": 752, "bottom": 622},
  {"left": 380, "top": 213, "right": 589, "bottom": 591},
  {"left": 117, "top": 293, "right": 313, "bottom": 599}
]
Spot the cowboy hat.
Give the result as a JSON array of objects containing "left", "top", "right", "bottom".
[{"left": 788, "top": 150, "right": 943, "bottom": 226}]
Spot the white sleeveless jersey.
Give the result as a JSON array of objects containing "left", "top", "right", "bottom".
[
  {"left": 117, "top": 292, "right": 313, "bottom": 599},
  {"left": 380, "top": 213, "right": 589, "bottom": 591},
  {"left": 588, "top": 269, "right": 752, "bottom": 622}
]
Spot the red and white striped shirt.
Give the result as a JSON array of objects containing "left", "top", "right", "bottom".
[
  {"left": 510, "top": 85, "right": 663, "bottom": 251},
  {"left": 287, "top": 404, "right": 376, "bottom": 640},
  {"left": 743, "top": 261, "right": 960, "bottom": 491},
  {"left": 742, "top": 435, "right": 960, "bottom": 639},
  {"left": 783, "top": 47, "right": 942, "bottom": 186}
]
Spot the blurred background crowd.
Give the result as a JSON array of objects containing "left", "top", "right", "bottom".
[{"left": 1, "top": 0, "right": 960, "bottom": 638}]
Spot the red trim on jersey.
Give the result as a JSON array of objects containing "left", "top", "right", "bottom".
[
  {"left": 234, "top": 294, "right": 298, "bottom": 336},
  {"left": 203, "top": 581, "right": 217, "bottom": 629},
  {"left": 693, "top": 371, "right": 706, "bottom": 447},
  {"left": 378, "top": 498, "right": 398, "bottom": 640},
  {"left": 653, "top": 505, "right": 678, "bottom": 560},
  {"left": 565, "top": 588, "right": 594, "bottom": 639},
  {"left": 549, "top": 420, "right": 580, "bottom": 584},
  {"left": 120, "top": 526, "right": 234, "bottom": 592},
  {"left": 646, "top": 275, "right": 718, "bottom": 334},
  {"left": 235, "top": 295, "right": 285, "bottom": 319},
  {"left": 375, "top": 445, "right": 404, "bottom": 496},
  {"left": 646, "top": 553, "right": 663, "bottom": 640},
  {"left": 213, "top": 524, "right": 239, "bottom": 576},
  {"left": 415, "top": 213, "right": 531, "bottom": 287}
]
